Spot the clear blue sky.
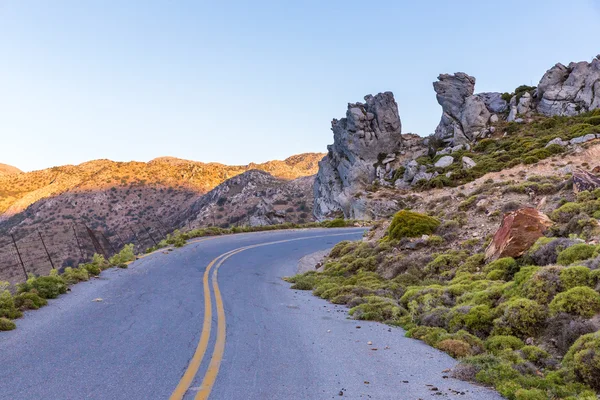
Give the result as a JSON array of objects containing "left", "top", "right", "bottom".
[{"left": 1, "top": 1, "right": 599, "bottom": 172}]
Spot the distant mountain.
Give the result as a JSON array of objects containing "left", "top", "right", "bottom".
[
  {"left": 0, "top": 153, "right": 324, "bottom": 221},
  {"left": 0, "top": 163, "right": 22, "bottom": 176}
]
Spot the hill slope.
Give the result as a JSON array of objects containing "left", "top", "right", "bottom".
[{"left": 0, "top": 163, "right": 22, "bottom": 176}]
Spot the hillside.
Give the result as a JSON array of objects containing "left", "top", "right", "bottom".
[
  {"left": 296, "top": 55, "right": 600, "bottom": 399},
  {"left": 0, "top": 153, "right": 323, "bottom": 283},
  {"left": 0, "top": 163, "right": 22, "bottom": 176},
  {"left": 0, "top": 153, "right": 323, "bottom": 222}
]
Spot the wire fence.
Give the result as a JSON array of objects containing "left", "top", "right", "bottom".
[{"left": 0, "top": 219, "right": 174, "bottom": 285}]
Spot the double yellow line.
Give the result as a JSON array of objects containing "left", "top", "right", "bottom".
[{"left": 169, "top": 231, "right": 362, "bottom": 400}]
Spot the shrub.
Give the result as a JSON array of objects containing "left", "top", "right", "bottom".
[
  {"left": 388, "top": 210, "right": 440, "bottom": 240},
  {"left": 61, "top": 267, "right": 89, "bottom": 285},
  {"left": 551, "top": 202, "right": 582, "bottom": 222},
  {"left": 323, "top": 218, "right": 347, "bottom": 228},
  {"left": 285, "top": 272, "right": 318, "bottom": 290},
  {"left": 484, "top": 257, "right": 518, "bottom": 281},
  {"left": 0, "top": 317, "right": 16, "bottom": 331},
  {"left": 557, "top": 244, "right": 597, "bottom": 266},
  {"left": 448, "top": 305, "right": 495, "bottom": 336},
  {"left": 549, "top": 287, "right": 600, "bottom": 318},
  {"left": 348, "top": 296, "right": 405, "bottom": 322},
  {"left": 560, "top": 266, "right": 592, "bottom": 290},
  {"left": 0, "top": 290, "right": 22, "bottom": 319},
  {"left": 563, "top": 331, "right": 600, "bottom": 390},
  {"left": 485, "top": 335, "right": 525, "bottom": 354},
  {"left": 519, "top": 345, "right": 551, "bottom": 365},
  {"left": 406, "top": 326, "right": 449, "bottom": 346},
  {"left": 172, "top": 235, "right": 187, "bottom": 248},
  {"left": 436, "top": 339, "right": 472, "bottom": 358},
  {"left": 109, "top": 244, "right": 136, "bottom": 267},
  {"left": 13, "top": 292, "right": 47, "bottom": 310},
  {"left": 17, "top": 275, "right": 67, "bottom": 299},
  {"left": 529, "top": 238, "right": 580, "bottom": 266},
  {"left": 519, "top": 266, "right": 562, "bottom": 304},
  {"left": 493, "top": 298, "right": 546, "bottom": 338}
]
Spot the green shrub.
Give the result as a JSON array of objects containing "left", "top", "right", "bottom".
[
  {"left": 484, "top": 257, "right": 519, "bottom": 281},
  {"left": 109, "top": 244, "right": 136, "bottom": 267},
  {"left": 81, "top": 262, "right": 102, "bottom": 276},
  {"left": 348, "top": 296, "right": 405, "bottom": 322},
  {"left": 514, "top": 388, "right": 547, "bottom": 400},
  {"left": 61, "top": 267, "right": 89, "bottom": 285},
  {"left": 485, "top": 335, "right": 525, "bottom": 354},
  {"left": 564, "top": 331, "right": 600, "bottom": 390},
  {"left": 285, "top": 272, "right": 318, "bottom": 290},
  {"left": 560, "top": 266, "right": 592, "bottom": 290},
  {"left": 0, "top": 317, "right": 16, "bottom": 331},
  {"left": 549, "top": 287, "right": 600, "bottom": 318},
  {"left": 388, "top": 210, "right": 440, "bottom": 240},
  {"left": 557, "top": 244, "right": 597, "bottom": 265},
  {"left": 406, "top": 326, "right": 449, "bottom": 346},
  {"left": 436, "top": 339, "right": 472, "bottom": 358},
  {"left": 518, "top": 266, "right": 562, "bottom": 304},
  {"left": 18, "top": 275, "right": 67, "bottom": 299},
  {"left": 551, "top": 202, "right": 582, "bottom": 222},
  {"left": 448, "top": 305, "right": 495, "bottom": 336},
  {"left": 323, "top": 218, "right": 347, "bottom": 228},
  {"left": 172, "top": 235, "right": 187, "bottom": 248},
  {"left": 519, "top": 345, "right": 550, "bottom": 365},
  {"left": 14, "top": 292, "right": 47, "bottom": 310},
  {"left": 493, "top": 298, "right": 546, "bottom": 338},
  {"left": 0, "top": 290, "right": 22, "bottom": 319}
]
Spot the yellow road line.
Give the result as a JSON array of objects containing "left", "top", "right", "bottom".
[
  {"left": 169, "top": 247, "right": 241, "bottom": 400},
  {"left": 170, "top": 231, "right": 363, "bottom": 399}
]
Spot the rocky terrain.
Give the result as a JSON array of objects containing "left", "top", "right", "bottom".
[
  {"left": 296, "top": 55, "right": 600, "bottom": 398},
  {"left": 313, "top": 55, "right": 600, "bottom": 221}
]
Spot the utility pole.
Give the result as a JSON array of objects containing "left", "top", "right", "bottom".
[
  {"left": 100, "top": 231, "right": 118, "bottom": 255},
  {"left": 37, "top": 229, "right": 55, "bottom": 270},
  {"left": 85, "top": 224, "right": 108, "bottom": 259},
  {"left": 72, "top": 224, "right": 85, "bottom": 260},
  {"left": 142, "top": 225, "right": 159, "bottom": 247},
  {"left": 11, "top": 234, "right": 27, "bottom": 280}
]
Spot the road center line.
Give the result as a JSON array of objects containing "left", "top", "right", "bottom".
[{"left": 170, "top": 230, "right": 363, "bottom": 399}]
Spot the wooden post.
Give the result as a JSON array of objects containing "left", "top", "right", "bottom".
[
  {"left": 37, "top": 229, "right": 55, "bottom": 270},
  {"left": 11, "top": 234, "right": 27, "bottom": 280}
]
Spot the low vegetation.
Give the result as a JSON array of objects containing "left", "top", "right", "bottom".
[
  {"left": 286, "top": 186, "right": 600, "bottom": 398},
  {"left": 413, "top": 109, "right": 600, "bottom": 190}
]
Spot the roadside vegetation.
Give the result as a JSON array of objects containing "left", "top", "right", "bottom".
[
  {"left": 286, "top": 183, "right": 600, "bottom": 398},
  {"left": 1, "top": 218, "right": 361, "bottom": 332}
]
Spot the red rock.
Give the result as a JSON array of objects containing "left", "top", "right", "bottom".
[
  {"left": 573, "top": 169, "right": 600, "bottom": 193},
  {"left": 485, "top": 208, "right": 553, "bottom": 261}
]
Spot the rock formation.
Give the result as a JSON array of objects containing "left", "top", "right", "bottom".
[
  {"left": 313, "top": 92, "right": 404, "bottom": 220},
  {"left": 537, "top": 56, "right": 600, "bottom": 116},
  {"left": 573, "top": 169, "right": 600, "bottom": 193},
  {"left": 433, "top": 73, "right": 506, "bottom": 145},
  {"left": 485, "top": 208, "right": 553, "bottom": 261}
]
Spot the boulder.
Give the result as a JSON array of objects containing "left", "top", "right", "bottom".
[
  {"left": 569, "top": 134, "right": 597, "bottom": 145},
  {"left": 313, "top": 92, "right": 403, "bottom": 220},
  {"left": 434, "top": 156, "right": 454, "bottom": 168},
  {"left": 462, "top": 156, "right": 476, "bottom": 169},
  {"left": 546, "top": 137, "right": 567, "bottom": 147},
  {"left": 573, "top": 169, "right": 600, "bottom": 193},
  {"left": 485, "top": 208, "right": 553, "bottom": 261},
  {"left": 536, "top": 56, "right": 600, "bottom": 116}
]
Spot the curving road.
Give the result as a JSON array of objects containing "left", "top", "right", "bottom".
[{"left": 0, "top": 228, "right": 502, "bottom": 400}]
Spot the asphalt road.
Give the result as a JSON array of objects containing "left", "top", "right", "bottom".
[{"left": 0, "top": 228, "right": 502, "bottom": 400}]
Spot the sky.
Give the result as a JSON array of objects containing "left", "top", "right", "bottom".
[{"left": 1, "top": 1, "right": 599, "bottom": 172}]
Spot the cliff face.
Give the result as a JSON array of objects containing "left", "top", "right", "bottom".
[{"left": 313, "top": 92, "right": 404, "bottom": 220}]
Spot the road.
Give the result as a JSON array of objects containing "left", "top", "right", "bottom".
[{"left": 0, "top": 228, "right": 502, "bottom": 400}]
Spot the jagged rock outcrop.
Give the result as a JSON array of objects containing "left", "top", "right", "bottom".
[
  {"left": 537, "top": 56, "right": 600, "bottom": 116},
  {"left": 313, "top": 92, "right": 403, "bottom": 220},
  {"left": 433, "top": 73, "right": 506, "bottom": 145},
  {"left": 485, "top": 208, "right": 553, "bottom": 261}
]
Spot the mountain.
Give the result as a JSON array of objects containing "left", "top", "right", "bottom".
[
  {"left": 0, "top": 153, "right": 323, "bottom": 282},
  {"left": 0, "top": 163, "right": 22, "bottom": 176},
  {"left": 0, "top": 153, "right": 323, "bottom": 222}
]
